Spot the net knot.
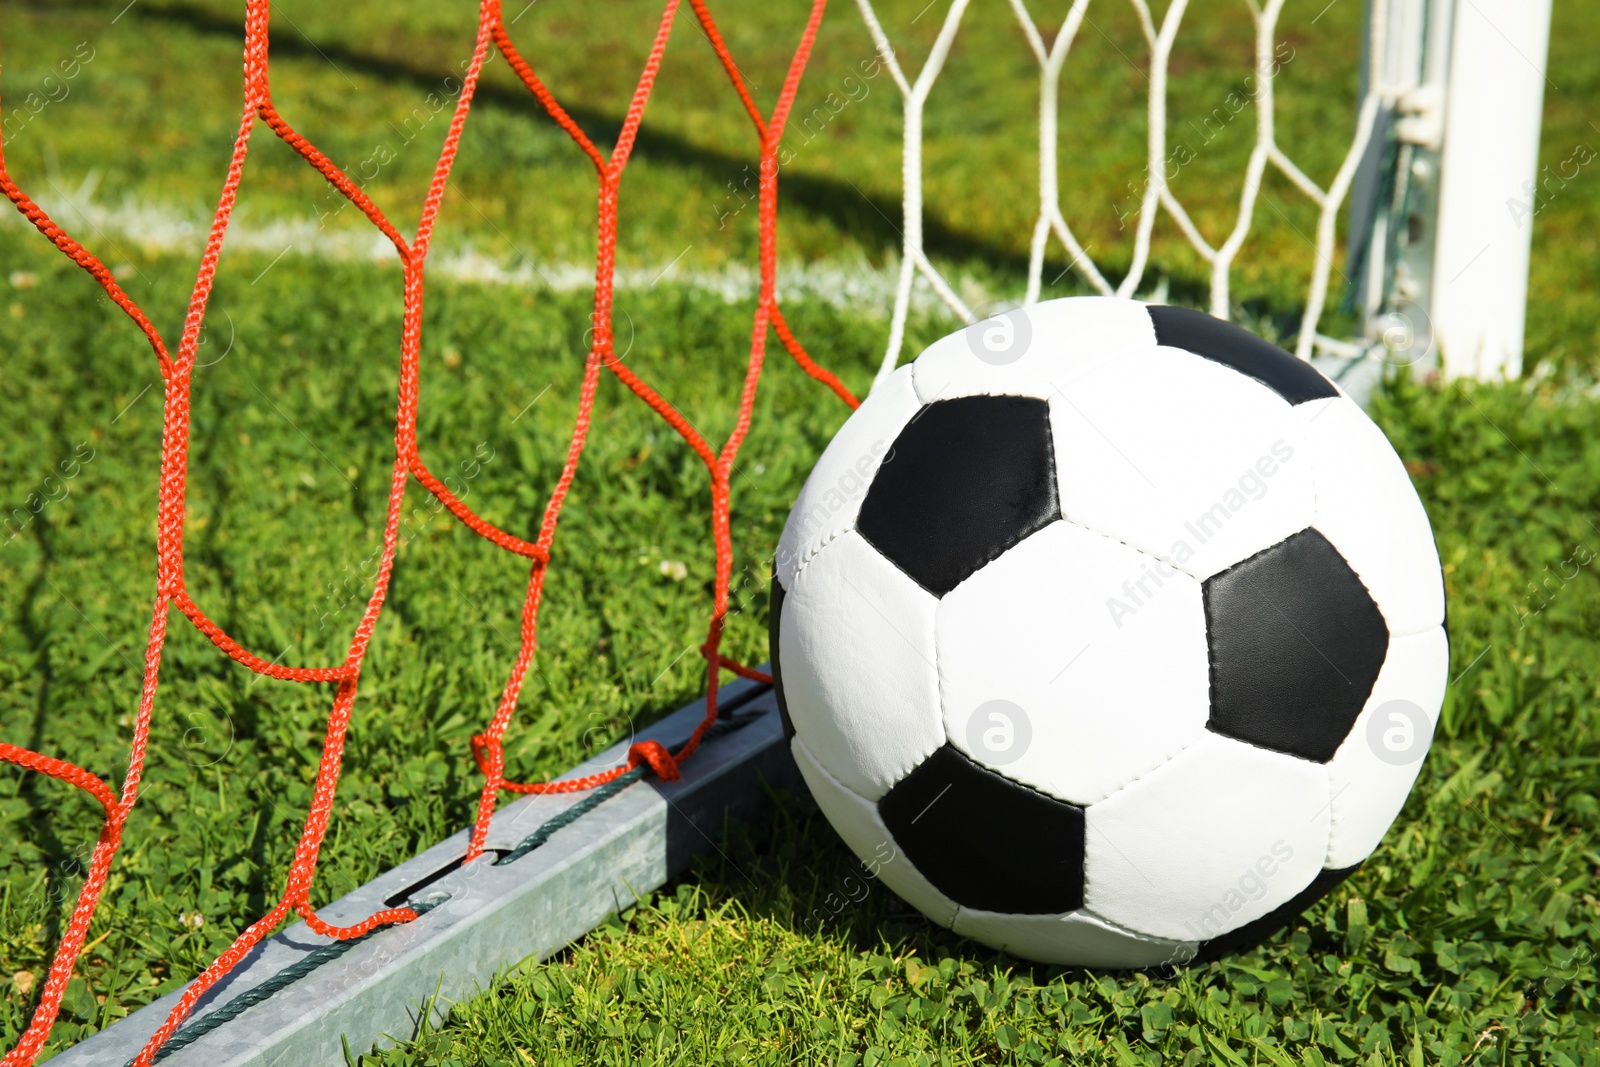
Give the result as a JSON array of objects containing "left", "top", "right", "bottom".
[
  {"left": 627, "top": 740, "right": 680, "bottom": 782},
  {"left": 469, "top": 733, "right": 502, "bottom": 778}
]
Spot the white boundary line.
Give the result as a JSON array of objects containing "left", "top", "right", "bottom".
[{"left": 0, "top": 186, "right": 964, "bottom": 316}]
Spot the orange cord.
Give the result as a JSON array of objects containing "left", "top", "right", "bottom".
[{"left": 0, "top": 2, "right": 854, "bottom": 1063}]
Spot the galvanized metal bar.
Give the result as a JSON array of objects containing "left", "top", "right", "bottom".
[{"left": 56, "top": 676, "right": 794, "bottom": 1067}]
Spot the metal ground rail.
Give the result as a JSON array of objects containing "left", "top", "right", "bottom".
[{"left": 56, "top": 673, "right": 795, "bottom": 1066}]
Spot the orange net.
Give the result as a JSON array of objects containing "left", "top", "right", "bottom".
[{"left": 0, "top": 1, "right": 855, "bottom": 1062}]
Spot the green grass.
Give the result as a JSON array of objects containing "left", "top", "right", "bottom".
[
  {"left": 0, "top": 0, "right": 1597, "bottom": 1063},
  {"left": 3, "top": 0, "right": 1597, "bottom": 345},
  {"left": 1, "top": 0, "right": 1371, "bottom": 285},
  {"left": 0, "top": 222, "right": 894, "bottom": 1056},
  {"left": 0, "top": 0, "right": 1491, "bottom": 338}
]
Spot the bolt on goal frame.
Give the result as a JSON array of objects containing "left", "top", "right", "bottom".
[{"left": 0, "top": 0, "right": 1550, "bottom": 1064}]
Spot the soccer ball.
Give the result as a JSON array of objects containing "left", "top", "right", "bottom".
[{"left": 770, "top": 297, "right": 1446, "bottom": 967}]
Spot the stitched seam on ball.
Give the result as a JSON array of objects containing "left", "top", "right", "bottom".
[
  {"left": 1090, "top": 730, "right": 1209, "bottom": 808},
  {"left": 1302, "top": 412, "right": 1396, "bottom": 632},
  {"left": 791, "top": 528, "right": 945, "bottom": 794},
  {"left": 1055, "top": 511, "right": 1206, "bottom": 583},
  {"left": 1302, "top": 402, "right": 1410, "bottom": 630},
  {"left": 910, "top": 358, "right": 966, "bottom": 407},
  {"left": 1080, "top": 850, "right": 1094, "bottom": 923},
  {"left": 1077, "top": 907, "right": 1197, "bottom": 950},
  {"left": 792, "top": 607, "right": 940, "bottom": 796},
  {"left": 932, "top": 599, "right": 955, "bottom": 783},
  {"left": 798, "top": 733, "right": 948, "bottom": 902},
  {"left": 794, "top": 733, "right": 876, "bottom": 805},
  {"left": 789, "top": 523, "right": 853, "bottom": 586},
  {"left": 1202, "top": 562, "right": 1221, "bottom": 747},
  {"left": 1076, "top": 723, "right": 1210, "bottom": 808},
  {"left": 1306, "top": 409, "right": 1322, "bottom": 536},
  {"left": 885, "top": 736, "right": 945, "bottom": 807},
  {"left": 1386, "top": 616, "right": 1447, "bottom": 640},
  {"left": 1322, "top": 760, "right": 1341, "bottom": 868},
  {"left": 789, "top": 378, "right": 925, "bottom": 584}
]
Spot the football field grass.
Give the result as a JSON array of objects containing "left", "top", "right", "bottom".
[{"left": 0, "top": 0, "right": 1597, "bottom": 1064}]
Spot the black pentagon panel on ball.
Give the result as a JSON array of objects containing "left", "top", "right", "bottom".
[
  {"left": 856, "top": 395, "right": 1059, "bottom": 596},
  {"left": 1194, "top": 864, "right": 1360, "bottom": 963},
  {"left": 1148, "top": 304, "right": 1339, "bottom": 406},
  {"left": 1203, "top": 528, "right": 1390, "bottom": 763},
  {"left": 878, "top": 744, "right": 1085, "bottom": 914},
  {"left": 768, "top": 578, "right": 795, "bottom": 742}
]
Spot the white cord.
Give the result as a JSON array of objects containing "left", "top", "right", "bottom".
[{"left": 855, "top": 0, "right": 1387, "bottom": 390}]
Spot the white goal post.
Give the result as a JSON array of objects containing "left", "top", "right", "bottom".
[
  {"left": 856, "top": 0, "right": 1552, "bottom": 391},
  {"left": 1439, "top": 0, "right": 1554, "bottom": 382}
]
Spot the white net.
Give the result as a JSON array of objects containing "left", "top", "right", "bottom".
[{"left": 854, "top": 0, "right": 1393, "bottom": 391}]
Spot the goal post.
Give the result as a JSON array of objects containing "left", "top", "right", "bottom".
[
  {"left": 1350, "top": 0, "right": 1553, "bottom": 381},
  {"left": 1429, "top": 0, "right": 1552, "bottom": 380}
]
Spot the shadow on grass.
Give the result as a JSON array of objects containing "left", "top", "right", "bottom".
[
  {"left": 37, "top": 0, "right": 1048, "bottom": 281},
  {"left": 659, "top": 777, "right": 1356, "bottom": 988},
  {"left": 662, "top": 780, "right": 1128, "bottom": 985}
]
